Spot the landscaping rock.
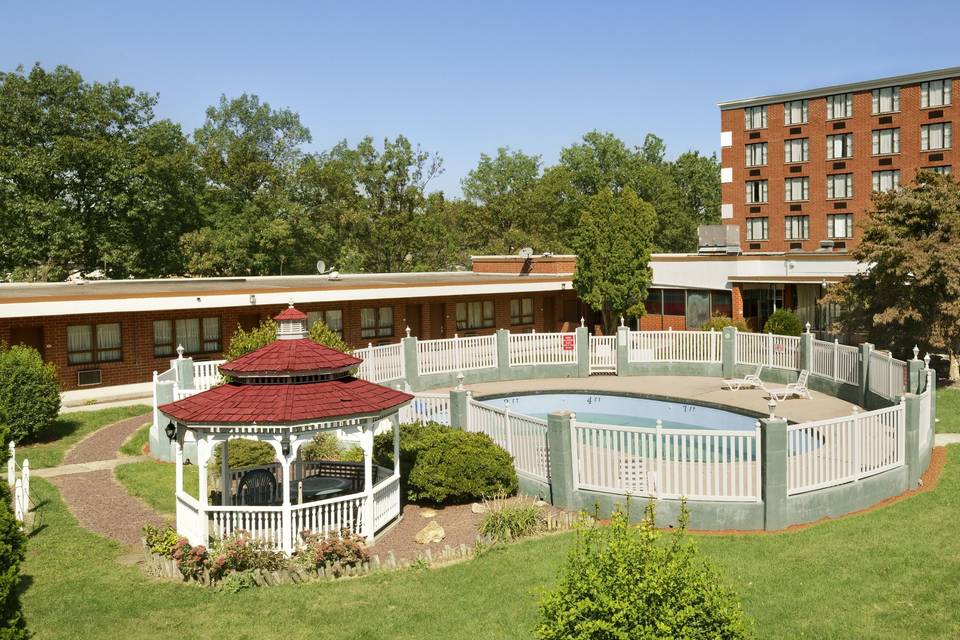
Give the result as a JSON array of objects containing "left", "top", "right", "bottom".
[
  {"left": 415, "top": 520, "right": 445, "bottom": 544},
  {"left": 419, "top": 508, "right": 437, "bottom": 518},
  {"left": 470, "top": 502, "right": 487, "bottom": 514}
]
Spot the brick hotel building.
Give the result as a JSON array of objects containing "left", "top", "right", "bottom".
[{"left": 719, "top": 66, "right": 958, "bottom": 252}]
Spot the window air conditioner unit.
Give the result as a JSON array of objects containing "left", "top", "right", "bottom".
[{"left": 77, "top": 369, "right": 102, "bottom": 386}]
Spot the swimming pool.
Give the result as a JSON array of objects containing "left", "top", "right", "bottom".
[{"left": 479, "top": 392, "right": 759, "bottom": 432}]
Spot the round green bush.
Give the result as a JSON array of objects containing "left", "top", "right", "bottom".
[
  {"left": 374, "top": 422, "right": 518, "bottom": 505},
  {"left": 762, "top": 309, "right": 803, "bottom": 336},
  {"left": 210, "top": 439, "right": 276, "bottom": 470},
  {"left": 0, "top": 343, "right": 61, "bottom": 444},
  {"left": 701, "top": 314, "right": 749, "bottom": 332}
]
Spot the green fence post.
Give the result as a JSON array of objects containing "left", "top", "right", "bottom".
[
  {"left": 908, "top": 346, "right": 924, "bottom": 394},
  {"left": 576, "top": 324, "right": 590, "bottom": 377},
  {"left": 903, "top": 395, "right": 921, "bottom": 487},
  {"left": 172, "top": 349, "right": 194, "bottom": 389},
  {"left": 722, "top": 326, "right": 737, "bottom": 379},
  {"left": 496, "top": 329, "right": 511, "bottom": 381},
  {"left": 859, "top": 342, "right": 873, "bottom": 407},
  {"left": 546, "top": 410, "right": 577, "bottom": 510},
  {"left": 616, "top": 323, "right": 630, "bottom": 375},
  {"left": 150, "top": 380, "right": 176, "bottom": 462},
  {"left": 402, "top": 335, "right": 420, "bottom": 391},
  {"left": 449, "top": 384, "right": 470, "bottom": 430},
  {"left": 760, "top": 415, "right": 788, "bottom": 531},
  {"left": 800, "top": 324, "right": 813, "bottom": 373}
]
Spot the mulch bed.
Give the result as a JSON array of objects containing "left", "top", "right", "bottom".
[{"left": 62, "top": 413, "right": 152, "bottom": 465}]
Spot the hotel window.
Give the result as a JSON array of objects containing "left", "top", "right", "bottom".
[
  {"left": 783, "top": 138, "right": 809, "bottom": 163},
  {"left": 153, "top": 318, "right": 221, "bottom": 357},
  {"left": 783, "top": 99, "right": 808, "bottom": 125},
  {"left": 745, "top": 142, "right": 767, "bottom": 167},
  {"left": 921, "top": 123, "right": 952, "bottom": 151},
  {"left": 827, "top": 173, "right": 853, "bottom": 199},
  {"left": 745, "top": 217, "right": 768, "bottom": 241},
  {"left": 456, "top": 301, "right": 495, "bottom": 330},
  {"left": 662, "top": 290, "right": 686, "bottom": 316},
  {"left": 306, "top": 310, "right": 343, "bottom": 337},
  {"left": 361, "top": 306, "right": 393, "bottom": 338},
  {"left": 644, "top": 289, "right": 663, "bottom": 315},
  {"left": 510, "top": 297, "right": 534, "bottom": 325},
  {"left": 67, "top": 323, "right": 122, "bottom": 365},
  {"left": 872, "top": 86, "right": 900, "bottom": 114},
  {"left": 745, "top": 180, "right": 768, "bottom": 203},
  {"left": 872, "top": 170, "right": 901, "bottom": 192},
  {"left": 710, "top": 290, "right": 732, "bottom": 318},
  {"left": 921, "top": 79, "right": 952, "bottom": 108},
  {"left": 744, "top": 105, "right": 767, "bottom": 130},
  {"left": 826, "top": 133, "right": 853, "bottom": 159},
  {"left": 826, "top": 93, "right": 853, "bottom": 120},
  {"left": 785, "top": 215, "right": 809, "bottom": 240},
  {"left": 784, "top": 177, "right": 809, "bottom": 202},
  {"left": 872, "top": 128, "right": 900, "bottom": 155},
  {"left": 827, "top": 213, "right": 854, "bottom": 239},
  {"left": 926, "top": 166, "right": 953, "bottom": 175}
]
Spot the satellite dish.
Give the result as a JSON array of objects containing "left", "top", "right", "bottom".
[
  {"left": 316, "top": 260, "right": 326, "bottom": 274},
  {"left": 519, "top": 247, "right": 534, "bottom": 259}
]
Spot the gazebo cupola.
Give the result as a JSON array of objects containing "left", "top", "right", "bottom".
[{"left": 159, "top": 303, "right": 411, "bottom": 553}]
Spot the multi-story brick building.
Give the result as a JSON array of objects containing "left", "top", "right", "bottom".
[{"left": 719, "top": 66, "right": 959, "bottom": 253}]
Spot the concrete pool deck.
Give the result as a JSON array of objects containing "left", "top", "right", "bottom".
[{"left": 454, "top": 376, "right": 861, "bottom": 424}]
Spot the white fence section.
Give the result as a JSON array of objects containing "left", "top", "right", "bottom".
[
  {"left": 589, "top": 335, "right": 618, "bottom": 374},
  {"left": 192, "top": 360, "right": 225, "bottom": 391},
  {"left": 355, "top": 342, "right": 405, "bottom": 383},
  {"left": 175, "top": 493, "right": 207, "bottom": 545},
  {"left": 868, "top": 351, "right": 908, "bottom": 400},
  {"left": 811, "top": 339, "right": 860, "bottom": 385},
  {"left": 628, "top": 330, "right": 721, "bottom": 363},
  {"left": 572, "top": 420, "right": 762, "bottom": 502},
  {"left": 467, "top": 400, "right": 550, "bottom": 481},
  {"left": 508, "top": 332, "right": 578, "bottom": 367},
  {"left": 786, "top": 402, "right": 905, "bottom": 495},
  {"left": 399, "top": 392, "right": 451, "bottom": 425},
  {"left": 6, "top": 443, "right": 30, "bottom": 524},
  {"left": 736, "top": 332, "right": 801, "bottom": 370},
  {"left": 372, "top": 474, "right": 401, "bottom": 532},
  {"left": 417, "top": 334, "right": 498, "bottom": 376}
]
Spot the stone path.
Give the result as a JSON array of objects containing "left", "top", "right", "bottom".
[{"left": 37, "top": 410, "right": 165, "bottom": 546}]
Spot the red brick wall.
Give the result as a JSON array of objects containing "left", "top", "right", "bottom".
[
  {"left": 0, "top": 290, "right": 581, "bottom": 390},
  {"left": 471, "top": 256, "right": 576, "bottom": 275},
  {"left": 721, "top": 78, "right": 958, "bottom": 252},
  {"left": 732, "top": 285, "right": 744, "bottom": 321}
]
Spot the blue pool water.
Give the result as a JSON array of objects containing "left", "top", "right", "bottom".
[{"left": 480, "top": 392, "right": 759, "bottom": 432}]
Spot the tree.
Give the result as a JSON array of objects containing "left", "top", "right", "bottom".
[
  {"left": 181, "top": 94, "right": 309, "bottom": 276},
  {"left": 572, "top": 188, "right": 657, "bottom": 333},
  {"left": 224, "top": 318, "right": 351, "bottom": 361},
  {"left": 0, "top": 343, "right": 61, "bottom": 443},
  {"left": 826, "top": 170, "right": 960, "bottom": 378},
  {"left": 537, "top": 502, "right": 752, "bottom": 639},
  {"left": 0, "top": 64, "right": 200, "bottom": 280}
]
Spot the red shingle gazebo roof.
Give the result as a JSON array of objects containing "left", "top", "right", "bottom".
[
  {"left": 159, "top": 377, "right": 411, "bottom": 425},
  {"left": 274, "top": 306, "right": 308, "bottom": 321},
  {"left": 218, "top": 339, "right": 362, "bottom": 376}
]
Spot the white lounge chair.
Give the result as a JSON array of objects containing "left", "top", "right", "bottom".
[
  {"left": 765, "top": 370, "right": 812, "bottom": 400},
  {"left": 721, "top": 365, "right": 764, "bottom": 391}
]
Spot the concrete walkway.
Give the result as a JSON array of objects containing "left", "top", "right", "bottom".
[
  {"left": 462, "top": 376, "right": 861, "bottom": 423},
  {"left": 36, "top": 410, "right": 166, "bottom": 546},
  {"left": 936, "top": 433, "right": 960, "bottom": 446}
]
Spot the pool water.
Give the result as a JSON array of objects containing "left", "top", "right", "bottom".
[{"left": 480, "top": 392, "right": 759, "bottom": 432}]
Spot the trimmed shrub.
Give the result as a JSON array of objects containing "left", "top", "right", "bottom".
[
  {"left": 374, "top": 422, "right": 518, "bottom": 505},
  {"left": 478, "top": 495, "right": 547, "bottom": 543},
  {"left": 142, "top": 524, "right": 179, "bottom": 558},
  {"left": 537, "top": 501, "right": 753, "bottom": 639},
  {"left": 763, "top": 309, "right": 803, "bottom": 336},
  {"left": 209, "top": 439, "right": 276, "bottom": 470},
  {"left": 0, "top": 343, "right": 61, "bottom": 443},
  {"left": 0, "top": 483, "right": 28, "bottom": 639},
  {"left": 702, "top": 313, "right": 749, "bottom": 332},
  {"left": 295, "top": 530, "right": 369, "bottom": 577},
  {"left": 209, "top": 531, "right": 286, "bottom": 580}
]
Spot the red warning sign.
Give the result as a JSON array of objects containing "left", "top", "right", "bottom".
[{"left": 562, "top": 335, "right": 576, "bottom": 351}]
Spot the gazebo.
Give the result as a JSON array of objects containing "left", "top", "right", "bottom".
[{"left": 159, "top": 304, "right": 412, "bottom": 553}]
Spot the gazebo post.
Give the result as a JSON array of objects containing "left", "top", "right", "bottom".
[
  {"left": 362, "top": 419, "right": 375, "bottom": 542},
  {"left": 196, "top": 434, "right": 210, "bottom": 547},
  {"left": 392, "top": 414, "right": 400, "bottom": 478},
  {"left": 174, "top": 425, "right": 184, "bottom": 497},
  {"left": 279, "top": 438, "right": 293, "bottom": 554},
  {"left": 220, "top": 438, "right": 230, "bottom": 506}
]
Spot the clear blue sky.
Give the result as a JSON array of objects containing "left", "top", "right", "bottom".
[{"left": 2, "top": 1, "right": 959, "bottom": 195}]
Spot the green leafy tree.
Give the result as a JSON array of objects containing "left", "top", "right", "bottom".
[
  {"left": 826, "top": 170, "right": 960, "bottom": 378},
  {"left": 537, "top": 502, "right": 752, "bottom": 640},
  {"left": 0, "top": 64, "right": 200, "bottom": 280},
  {"left": 573, "top": 188, "right": 657, "bottom": 333},
  {"left": 0, "top": 343, "right": 61, "bottom": 443},
  {"left": 224, "top": 317, "right": 351, "bottom": 361}
]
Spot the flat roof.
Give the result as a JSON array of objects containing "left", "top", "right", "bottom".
[{"left": 718, "top": 65, "right": 960, "bottom": 110}]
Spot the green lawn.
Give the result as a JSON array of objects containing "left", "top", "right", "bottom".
[
  {"left": 22, "top": 447, "right": 960, "bottom": 639},
  {"left": 937, "top": 386, "right": 960, "bottom": 433},
  {"left": 114, "top": 461, "right": 198, "bottom": 519},
  {"left": 118, "top": 425, "right": 151, "bottom": 457},
  {"left": 16, "top": 405, "right": 151, "bottom": 469}
]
